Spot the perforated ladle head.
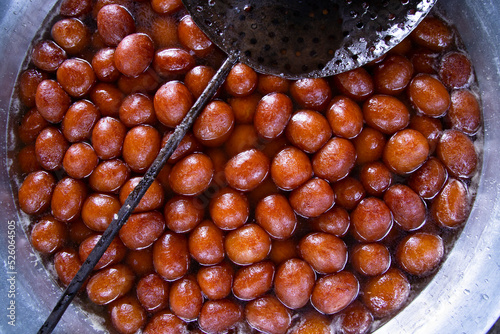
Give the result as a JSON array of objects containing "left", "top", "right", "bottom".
[{"left": 183, "top": 0, "right": 436, "bottom": 79}]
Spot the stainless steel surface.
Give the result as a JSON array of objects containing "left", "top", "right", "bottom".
[
  {"left": 183, "top": 0, "right": 436, "bottom": 79},
  {"left": 0, "top": 0, "right": 499, "bottom": 333}
]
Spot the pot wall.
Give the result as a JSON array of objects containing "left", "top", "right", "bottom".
[{"left": 0, "top": 1, "right": 498, "bottom": 333}]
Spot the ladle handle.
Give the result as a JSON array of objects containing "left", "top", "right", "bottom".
[{"left": 38, "top": 52, "right": 239, "bottom": 334}]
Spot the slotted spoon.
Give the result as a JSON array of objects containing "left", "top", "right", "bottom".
[{"left": 39, "top": 1, "right": 436, "bottom": 332}]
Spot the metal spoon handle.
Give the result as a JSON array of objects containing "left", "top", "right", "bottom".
[{"left": 38, "top": 52, "right": 239, "bottom": 334}]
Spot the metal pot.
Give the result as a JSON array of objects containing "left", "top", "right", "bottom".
[{"left": 0, "top": 0, "right": 498, "bottom": 333}]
